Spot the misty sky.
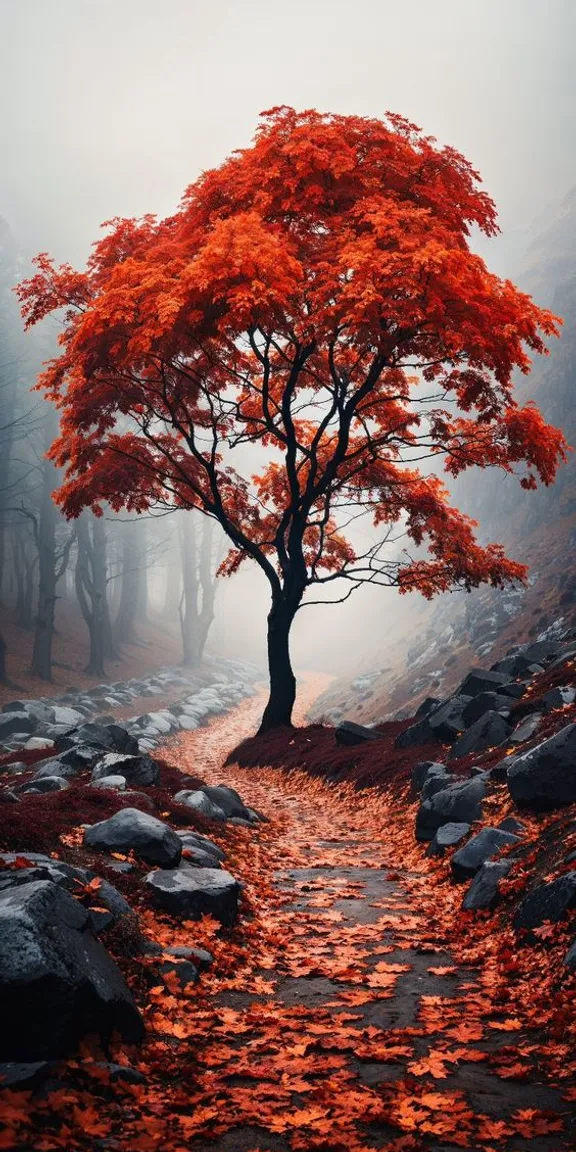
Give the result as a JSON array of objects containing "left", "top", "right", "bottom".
[{"left": 1, "top": 0, "right": 575, "bottom": 267}]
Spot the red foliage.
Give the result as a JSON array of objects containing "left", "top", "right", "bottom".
[{"left": 15, "top": 107, "right": 568, "bottom": 643}]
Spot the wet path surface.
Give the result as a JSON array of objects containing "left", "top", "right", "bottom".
[{"left": 155, "top": 686, "right": 573, "bottom": 1152}]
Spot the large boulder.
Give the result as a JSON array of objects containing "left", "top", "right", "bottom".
[
  {"left": 145, "top": 865, "right": 240, "bottom": 925},
  {"left": 514, "top": 874, "right": 576, "bottom": 931},
  {"left": 504, "top": 722, "right": 576, "bottom": 810},
  {"left": 0, "top": 857, "right": 133, "bottom": 935},
  {"left": 462, "top": 692, "right": 513, "bottom": 728},
  {"left": 0, "top": 712, "right": 36, "bottom": 741},
  {"left": 395, "top": 717, "right": 439, "bottom": 749},
  {"left": 411, "top": 761, "right": 446, "bottom": 795},
  {"left": 84, "top": 808, "right": 182, "bottom": 867},
  {"left": 176, "top": 830, "right": 226, "bottom": 862},
  {"left": 542, "top": 686, "right": 576, "bottom": 713},
  {"left": 58, "top": 745, "right": 105, "bottom": 770},
  {"left": 463, "top": 860, "right": 511, "bottom": 910},
  {"left": 33, "top": 759, "right": 79, "bottom": 781},
  {"left": 426, "top": 696, "right": 472, "bottom": 741},
  {"left": 0, "top": 880, "right": 143, "bottom": 1059},
  {"left": 416, "top": 778, "right": 485, "bottom": 842},
  {"left": 422, "top": 766, "right": 457, "bottom": 800},
  {"left": 451, "top": 826, "right": 520, "bottom": 882},
  {"left": 200, "top": 785, "right": 251, "bottom": 820},
  {"left": 91, "top": 752, "right": 160, "bottom": 787},
  {"left": 335, "top": 721, "right": 380, "bottom": 747},
  {"left": 51, "top": 706, "right": 86, "bottom": 727},
  {"left": 425, "top": 822, "right": 470, "bottom": 857},
  {"left": 174, "top": 790, "right": 226, "bottom": 821},
  {"left": 448, "top": 712, "right": 511, "bottom": 760},
  {"left": 457, "top": 669, "right": 513, "bottom": 698},
  {"left": 57, "top": 723, "right": 139, "bottom": 757},
  {"left": 21, "top": 776, "right": 70, "bottom": 794}
]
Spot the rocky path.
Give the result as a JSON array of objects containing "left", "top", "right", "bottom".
[{"left": 148, "top": 686, "right": 574, "bottom": 1152}]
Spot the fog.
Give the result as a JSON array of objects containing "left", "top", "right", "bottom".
[{"left": 1, "top": 0, "right": 575, "bottom": 676}]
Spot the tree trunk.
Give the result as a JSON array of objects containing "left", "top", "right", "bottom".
[
  {"left": 31, "top": 495, "right": 57, "bottom": 680},
  {"left": 75, "top": 513, "right": 107, "bottom": 678},
  {"left": 259, "top": 599, "right": 299, "bottom": 731},
  {"left": 178, "top": 517, "right": 200, "bottom": 666},
  {"left": 14, "top": 532, "right": 35, "bottom": 630},
  {"left": 0, "top": 629, "right": 6, "bottom": 682},
  {"left": 197, "top": 517, "right": 216, "bottom": 662},
  {"left": 115, "top": 526, "right": 140, "bottom": 645}
]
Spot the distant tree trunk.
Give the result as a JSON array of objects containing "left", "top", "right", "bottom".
[
  {"left": 197, "top": 517, "right": 216, "bottom": 662},
  {"left": 178, "top": 517, "right": 200, "bottom": 666},
  {"left": 75, "top": 512, "right": 117, "bottom": 677},
  {"left": 13, "top": 530, "right": 35, "bottom": 629},
  {"left": 0, "top": 629, "right": 6, "bottom": 682},
  {"left": 162, "top": 538, "right": 180, "bottom": 618},
  {"left": 115, "top": 525, "right": 140, "bottom": 645},
  {"left": 31, "top": 425, "right": 75, "bottom": 681}
]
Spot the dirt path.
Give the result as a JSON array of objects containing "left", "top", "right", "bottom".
[{"left": 151, "top": 687, "right": 573, "bottom": 1152}]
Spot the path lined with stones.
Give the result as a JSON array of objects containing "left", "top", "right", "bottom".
[{"left": 153, "top": 688, "right": 572, "bottom": 1152}]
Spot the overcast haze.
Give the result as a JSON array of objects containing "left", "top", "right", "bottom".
[
  {"left": 1, "top": 0, "right": 575, "bottom": 265},
  {"left": 1, "top": 0, "right": 575, "bottom": 675}
]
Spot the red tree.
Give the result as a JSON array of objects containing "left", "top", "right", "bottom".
[{"left": 17, "top": 107, "right": 567, "bottom": 729}]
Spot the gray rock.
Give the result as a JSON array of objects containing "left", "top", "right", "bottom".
[
  {"left": 395, "top": 717, "right": 438, "bottom": 749},
  {"left": 145, "top": 865, "right": 240, "bottom": 925},
  {"left": 462, "top": 692, "right": 513, "bottom": 727},
  {"left": 58, "top": 745, "right": 104, "bottom": 770},
  {"left": 514, "top": 874, "right": 576, "bottom": 931},
  {"left": 200, "top": 784, "right": 251, "bottom": 820},
  {"left": 23, "top": 737, "right": 55, "bottom": 752},
  {"left": 21, "top": 776, "right": 70, "bottom": 794},
  {"left": 498, "top": 682, "right": 527, "bottom": 699},
  {"left": 0, "top": 879, "right": 143, "bottom": 1059},
  {"left": 0, "top": 856, "right": 134, "bottom": 935},
  {"left": 427, "top": 696, "right": 473, "bottom": 741},
  {"left": 0, "top": 712, "right": 36, "bottom": 740},
  {"left": 176, "top": 830, "right": 225, "bottom": 861},
  {"left": 422, "top": 766, "right": 457, "bottom": 800},
  {"left": 158, "top": 958, "right": 199, "bottom": 988},
  {"left": 448, "top": 711, "right": 511, "bottom": 760},
  {"left": 0, "top": 1061, "right": 52, "bottom": 1088},
  {"left": 416, "top": 777, "right": 485, "bottom": 841},
  {"left": 57, "top": 723, "right": 139, "bottom": 757},
  {"left": 411, "top": 761, "right": 445, "bottom": 794},
  {"left": 335, "top": 721, "right": 380, "bottom": 746},
  {"left": 91, "top": 775, "right": 127, "bottom": 790},
  {"left": 91, "top": 752, "right": 160, "bottom": 787},
  {"left": 51, "top": 706, "right": 86, "bottom": 727},
  {"left": 498, "top": 817, "right": 526, "bottom": 835},
  {"left": 167, "top": 945, "right": 213, "bottom": 970},
  {"left": 425, "top": 822, "right": 470, "bottom": 857},
  {"left": 33, "top": 759, "right": 79, "bottom": 780},
  {"left": 451, "top": 827, "right": 520, "bottom": 881},
  {"left": 174, "top": 790, "right": 226, "bottom": 821},
  {"left": 179, "top": 843, "right": 222, "bottom": 868},
  {"left": 504, "top": 722, "right": 576, "bottom": 810},
  {"left": 509, "top": 713, "right": 542, "bottom": 744},
  {"left": 457, "top": 669, "right": 513, "bottom": 698},
  {"left": 414, "top": 696, "right": 442, "bottom": 718},
  {"left": 542, "top": 686, "right": 576, "bottom": 713},
  {"left": 84, "top": 808, "right": 182, "bottom": 867},
  {"left": 463, "top": 860, "right": 512, "bottom": 910},
  {"left": 564, "top": 939, "right": 576, "bottom": 971}
]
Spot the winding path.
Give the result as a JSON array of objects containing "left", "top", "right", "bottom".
[{"left": 148, "top": 683, "right": 573, "bottom": 1152}]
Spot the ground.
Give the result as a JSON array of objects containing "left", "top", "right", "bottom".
[{"left": 3, "top": 680, "right": 574, "bottom": 1152}]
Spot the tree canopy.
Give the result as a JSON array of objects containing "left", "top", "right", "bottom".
[{"left": 16, "top": 106, "right": 568, "bottom": 726}]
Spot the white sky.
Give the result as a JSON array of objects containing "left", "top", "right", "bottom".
[{"left": 1, "top": 0, "right": 575, "bottom": 264}]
